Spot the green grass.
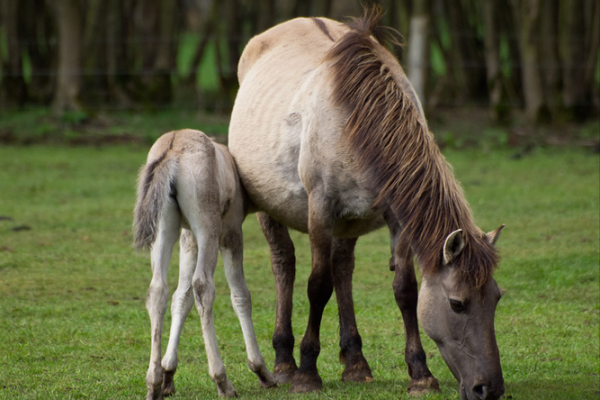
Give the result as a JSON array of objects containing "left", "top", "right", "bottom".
[
  {"left": 0, "top": 145, "right": 598, "bottom": 399},
  {"left": 0, "top": 109, "right": 230, "bottom": 146}
]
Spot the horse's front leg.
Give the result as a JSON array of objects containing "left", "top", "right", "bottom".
[
  {"left": 331, "top": 237, "right": 373, "bottom": 382},
  {"left": 257, "top": 212, "right": 298, "bottom": 384},
  {"left": 290, "top": 193, "right": 334, "bottom": 393},
  {"left": 388, "top": 219, "right": 440, "bottom": 396}
]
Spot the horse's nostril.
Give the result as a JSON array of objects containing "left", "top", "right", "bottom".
[{"left": 472, "top": 384, "right": 488, "bottom": 399}]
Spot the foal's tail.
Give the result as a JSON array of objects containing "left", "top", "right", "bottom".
[{"left": 133, "top": 149, "right": 179, "bottom": 251}]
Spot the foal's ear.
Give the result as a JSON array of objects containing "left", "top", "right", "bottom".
[
  {"left": 443, "top": 229, "right": 465, "bottom": 265},
  {"left": 485, "top": 224, "right": 505, "bottom": 246}
]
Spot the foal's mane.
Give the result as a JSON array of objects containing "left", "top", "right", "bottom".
[{"left": 326, "top": 8, "right": 498, "bottom": 287}]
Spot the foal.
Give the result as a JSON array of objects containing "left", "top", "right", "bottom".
[{"left": 133, "top": 129, "right": 276, "bottom": 399}]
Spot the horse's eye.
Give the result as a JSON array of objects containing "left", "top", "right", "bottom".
[{"left": 449, "top": 299, "right": 465, "bottom": 313}]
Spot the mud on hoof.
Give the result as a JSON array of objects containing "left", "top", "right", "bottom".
[
  {"left": 289, "top": 371, "right": 323, "bottom": 393},
  {"left": 273, "top": 362, "right": 298, "bottom": 384},
  {"left": 341, "top": 364, "right": 374, "bottom": 383},
  {"left": 161, "top": 370, "right": 176, "bottom": 397},
  {"left": 407, "top": 376, "right": 441, "bottom": 397}
]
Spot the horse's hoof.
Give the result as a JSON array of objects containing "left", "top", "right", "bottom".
[
  {"left": 407, "top": 376, "right": 441, "bottom": 396},
  {"left": 341, "top": 364, "right": 373, "bottom": 383},
  {"left": 161, "top": 370, "right": 176, "bottom": 397},
  {"left": 273, "top": 363, "right": 298, "bottom": 384},
  {"left": 289, "top": 371, "right": 322, "bottom": 393}
]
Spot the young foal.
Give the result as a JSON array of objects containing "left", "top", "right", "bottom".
[{"left": 133, "top": 129, "right": 276, "bottom": 399}]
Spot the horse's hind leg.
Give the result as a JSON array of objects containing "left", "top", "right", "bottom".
[
  {"left": 257, "top": 212, "right": 298, "bottom": 384},
  {"left": 220, "top": 221, "right": 277, "bottom": 389},
  {"left": 191, "top": 222, "right": 237, "bottom": 397},
  {"left": 331, "top": 237, "right": 373, "bottom": 383},
  {"left": 146, "top": 201, "right": 180, "bottom": 400},
  {"left": 160, "top": 229, "right": 197, "bottom": 397}
]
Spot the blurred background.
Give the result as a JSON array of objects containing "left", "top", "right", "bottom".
[{"left": 0, "top": 0, "right": 598, "bottom": 145}]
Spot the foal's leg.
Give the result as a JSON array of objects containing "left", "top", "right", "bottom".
[
  {"left": 331, "top": 237, "right": 373, "bottom": 382},
  {"left": 389, "top": 222, "right": 440, "bottom": 395},
  {"left": 290, "top": 194, "right": 334, "bottom": 393},
  {"left": 146, "top": 202, "right": 180, "bottom": 400},
  {"left": 220, "top": 221, "right": 277, "bottom": 389},
  {"left": 191, "top": 222, "right": 237, "bottom": 398},
  {"left": 160, "top": 229, "right": 197, "bottom": 396},
  {"left": 257, "top": 212, "right": 298, "bottom": 383}
]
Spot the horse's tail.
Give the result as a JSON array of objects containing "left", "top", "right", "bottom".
[{"left": 133, "top": 148, "right": 179, "bottom": 251}]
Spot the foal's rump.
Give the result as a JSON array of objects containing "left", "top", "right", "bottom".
[{"left": 133, "top": 129, "right": 239, "bottom": 251}]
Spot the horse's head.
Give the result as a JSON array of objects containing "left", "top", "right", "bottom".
[{"left": 417, "top": 226, "right": 505, "bottom": 400}]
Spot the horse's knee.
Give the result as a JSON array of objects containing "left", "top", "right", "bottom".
[
  {"left": 147, "top": 280, "right": 169, "bottom": 311},
  {"left": 193, "top": 277, "right": 215, "bottom": 308},
  {"left": 171, "top": 285, "right": 193, "bottom": 310},
  {"left": 392, "top": 272, "right": 418, "bottom": 309}
]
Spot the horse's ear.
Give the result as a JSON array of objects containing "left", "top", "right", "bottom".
[
  {"left": 486, "top": 224, "right": 505, "bottom": 246},
  {"left": 443, "top": 229, "right": 464, "bottom": 265}
]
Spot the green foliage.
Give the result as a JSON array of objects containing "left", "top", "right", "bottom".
[{"left": 0, "top": 145, "right": 598, "bottom": 399}]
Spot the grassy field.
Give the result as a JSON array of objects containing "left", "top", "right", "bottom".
[{"left": 0, "top": 143, "right": 598, "bottom": 399}]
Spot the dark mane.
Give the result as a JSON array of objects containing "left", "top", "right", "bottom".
[{"left": 326, "top": 8, "right": 499, "bottom": 287}]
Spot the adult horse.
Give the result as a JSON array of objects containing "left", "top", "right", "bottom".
[{"left": 229, "top": 9, "right": 505, "bottom": 400}]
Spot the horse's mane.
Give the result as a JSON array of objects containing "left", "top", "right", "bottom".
[{"left": 326, "top": 8, "right": 498, "bottom": 287}]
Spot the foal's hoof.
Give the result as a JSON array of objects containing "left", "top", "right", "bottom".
[
  {"left": 273, "top": 363, "right": 298, "bottom": 384},
  {"left": 146, "top": 384, "right": 163, "bottom": 400},
  {"left": 407, "top": 376, "right": 441, "bottom": 397},
  {"left": 289, "top": 371, "right": 323, "bottom": 393},
  {"left": 161, "top": 370, "right": 176, "bottom": 397},
  {"left": 214, "top": 374, "right": 237, "bottom": 398}
]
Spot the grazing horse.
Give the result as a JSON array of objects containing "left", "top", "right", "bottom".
[
  {"left": 133, "top": 129, "right": 276, "bottom": 399},
  {"left": 228, "top": 9, "right": 505, "bottom": 400}
]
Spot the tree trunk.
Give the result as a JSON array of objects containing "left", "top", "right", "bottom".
[
  {"left": 52, "top": 0, "right": 82, "bottom": 113},
  {"left": 447, "top": 0, "right": 488, "bottom": 102},
  {"left": 510, "top": 0, "right": 547, "bottom": 123},
  {"left": 482, "top": 0, "right": 508, "bottom": 120},
  {"left": 0, "top": 0, "right": 28, "bottom": 108},
  {"left": 538, "top": 0, "right": 561, "bottom": 115},
  {"left": 83, "top": 0, "right": 109, "bottom": 105},
  {"left": 407, "top": 0, "right": 429, "bottom": 107},
  {"left": 152, "top": 0, "right": 178, "bottom": 105},
  {"left": 562, "top": 0, "right": 596, "bottom": 119}
]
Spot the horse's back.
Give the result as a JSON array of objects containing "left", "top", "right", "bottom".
[{"left": 238, "top": 17, "right": 346, "bottom": 83}]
